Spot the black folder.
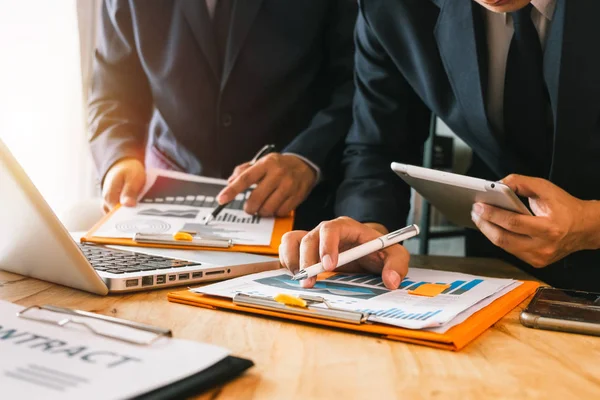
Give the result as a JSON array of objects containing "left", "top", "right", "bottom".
[{"left": 132, "top": 356, "right": 254, "bottom": 400}]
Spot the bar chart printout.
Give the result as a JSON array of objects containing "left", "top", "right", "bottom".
[
  {"left": 141, "top": 175, "right": 252, "bottom": 210},
  {"left": 357, "top": 308, "right": 443, "bottom": 321},
  {"left": 194, "top": 268, "right": 519, "bottom": 330},
  {"left": 214, "top": 212, "right": 261, "bottom": 224},
  {"left": 92, "top": 170, "right": 276, "bottom": 245},
  {"left": 326, "top": 275, "right": 485, "bottom": 296}
]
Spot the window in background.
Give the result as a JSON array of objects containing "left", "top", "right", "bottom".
[{"left": 0, "top": 0, "right": 96, "bottom": 216}]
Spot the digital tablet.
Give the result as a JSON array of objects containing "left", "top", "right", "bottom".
[{"left": 391, "top": 162, "right": 531, "bottom": 229}]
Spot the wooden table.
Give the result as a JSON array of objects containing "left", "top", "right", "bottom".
[{"left": 2, "top": 256, "right": 600, "bottom": 399}]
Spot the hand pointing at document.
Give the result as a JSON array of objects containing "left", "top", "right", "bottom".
[
  {"left": 279, "top": 217, "right": 411, "bottom": 289},
  {"left": 216, "top": 150, "right": 318, "bottom": 218}
]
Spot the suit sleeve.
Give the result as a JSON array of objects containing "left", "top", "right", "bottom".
[
  {"left": 334, "top": 5, "right": 430, "bottom": 231},
  {"left": 281, "top": 0, "right": 357, "bottom": 179},
  {"left": 88, "top": 0, "right": 152, "bottom": 183}
]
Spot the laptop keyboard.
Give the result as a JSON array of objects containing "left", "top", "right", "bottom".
[{"left": 78, "top": 244, "right": 201, "bottom": 275}]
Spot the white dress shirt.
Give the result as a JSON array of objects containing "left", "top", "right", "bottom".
[{"left": 484, "top": 0, "right": 557, "bottom": 136}]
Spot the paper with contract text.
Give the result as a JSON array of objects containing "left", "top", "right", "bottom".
[{"left": 0, "top": 300, "right": 229, "bottom": 400}]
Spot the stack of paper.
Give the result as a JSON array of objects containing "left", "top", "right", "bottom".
[
  {"left": 193, "top": 268, "right": 522, "bottom": 332},
  {"left": 92, "top": 169, "right": 275, "bottom": 246}
]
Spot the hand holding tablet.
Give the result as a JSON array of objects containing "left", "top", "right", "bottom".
[{"left": 391, "top": 162, "right": 531, "bottom": 229}]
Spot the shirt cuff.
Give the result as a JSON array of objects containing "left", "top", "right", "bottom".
[{"left": 283, "top": 153, "right": 322, "bottom": 184}]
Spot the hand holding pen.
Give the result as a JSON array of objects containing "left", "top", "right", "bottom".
[
  {"left": 279, "top": 218, "right": 418, "bottom": 290},
  {"left": 206, "top": 144, "right": 318, "bottom": 223}
]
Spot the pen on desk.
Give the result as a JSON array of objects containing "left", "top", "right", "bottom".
[
  {"left": 203, "top": 144, "right": 276, "bottom": 225},
  {"left": 133, "top": 233, "right": 233, "bottom": 248},
  {"left": 291, "top": 224, "right": 420, "bottom": 281}
]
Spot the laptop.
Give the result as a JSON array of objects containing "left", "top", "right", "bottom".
[{"left": 0, "top": 139, "right": 278, "bottom": 295}]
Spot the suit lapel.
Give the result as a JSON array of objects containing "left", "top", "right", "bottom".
[
  {"left": 434, "top": 0, "right": 532, "bottom": 176},
  {"left": 435, "top": 0, "right": 506, "bottom": 175},
  {"left": 179, "top": 0, "right": 220, "bottom": 81},
  {"left": 544, "top": 0, "right": 600, "bottom": 190},
  {"left": 221, "top": 0, "right": 264, "bottom": 90}
]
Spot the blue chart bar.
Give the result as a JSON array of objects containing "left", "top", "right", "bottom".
[
  {"left": 450, "top": 279, "right": 484, "bottom": 295},
  {"left": 405, "top": 281, "right": 432, "bottom": 291},
  {"left": 442, "top": 280, "right": 466, "bottom": 294},
  {"left": 398, "top": 280, "right": 415, "bottom": 289},
  {"left": 360, "top": 308, "right": 442, "bottom": 321}
]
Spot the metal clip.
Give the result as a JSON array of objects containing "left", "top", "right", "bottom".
[
  {"left": 233, "top": 293, "right": 369, "bottom": 325},
  {"left": 17, "top": 305, "right": 172, "bottom": 346}
]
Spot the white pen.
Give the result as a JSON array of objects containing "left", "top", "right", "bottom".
[
  {"left": 132, "top": 233, "right": 233, "bottom": 248},
  {"left": 291, "top": 224, "right": 420, "bottom": 281}
]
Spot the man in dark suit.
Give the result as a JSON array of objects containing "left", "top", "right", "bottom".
[
  {"left": 88, "top": 0, "right": 356, "bottom": 229},
  {"left": 280, "top": 0, "right": 600, "bottom": 291}
]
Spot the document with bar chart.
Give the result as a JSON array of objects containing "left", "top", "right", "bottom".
[
  {"left": 193, "top": 268, "right": 520, "bottom": 330},
  {"left": 92, "top": 169, "right": 275, "bottom": 246}
]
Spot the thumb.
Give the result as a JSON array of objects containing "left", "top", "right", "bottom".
[
  {"left": 500, "top": 174, "right": 548, "bottom": 199},
  {"left": 120, "top": 171, "right": 145, "bottom": 207},
  {"left": 380, "top": 245, "right": 410, "bottom": 290}
]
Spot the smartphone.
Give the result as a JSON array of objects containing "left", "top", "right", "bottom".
[
  {"left": 391, "top": 162, "right": 531, "bottom": 229},
  {"left": 520, "top": 287, "right": 600, "bottom": 337}
]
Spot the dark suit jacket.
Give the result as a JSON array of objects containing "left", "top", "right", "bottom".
[
  {"left": 88, "top": 0, "right": 356, "bottom": 227},
  {"left": 336, "top": 0, "right": 600, "bottom": 290}
]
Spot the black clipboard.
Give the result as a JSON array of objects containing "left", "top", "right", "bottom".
[{"left": 132, "top": 356, "right": 254, "bottom": 399}]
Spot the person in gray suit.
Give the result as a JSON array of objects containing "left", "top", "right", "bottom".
[
  {"left": 89, "top": 0, "right": 356, "bottom": 230},
  {"left": 280, "top": 0, "right": 600, "bottom": 292}
]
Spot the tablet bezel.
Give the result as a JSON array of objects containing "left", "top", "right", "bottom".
[{"left": 391, "top": 162, "right": 531, "bottom": 229}]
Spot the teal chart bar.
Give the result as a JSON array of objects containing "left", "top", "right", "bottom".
[
  {"left": 450, "top": 279, "right": 484, "bottom": 295},
  {"left": 442, "top": 280, "right": 466, "bottom": 294},
  {"left": 359, "top": 308, "right": 442, "bottom": 321}
]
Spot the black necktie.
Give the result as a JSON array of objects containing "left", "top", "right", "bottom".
[
  {"left": 503, "top": 4, "right": 552, "bottom": 177},
  {"left": 213, "top": 0, "right": 233, "bottom": 75}
]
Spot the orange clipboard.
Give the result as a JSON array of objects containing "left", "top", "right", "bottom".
[
  {"left": 168, "top": 279, "right": 540, "bottom": 351},
  {"left": 81, "top": 204, "right": 294, "bottom": 256}
]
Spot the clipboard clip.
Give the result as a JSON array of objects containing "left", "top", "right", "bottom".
[
  {"left": 233, "top": 293, "right": 370, "bottom": 325},
  {"left": 133, "top": 231, "right": 233, "bottom": 248},
  {"left": 17, "top": 305, "right": 172, "bottom": 346}
]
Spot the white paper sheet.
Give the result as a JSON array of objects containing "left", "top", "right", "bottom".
[
  {"left": 193, "top": 268, "right": 518, "bottom": 330},
  {"left": 92, "top": 169, "right": 275, "bottom": 246},
  {"left": 0, "top": 300, "right": 230, "bottom": 400}
]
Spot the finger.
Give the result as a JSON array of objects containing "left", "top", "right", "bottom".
[
  {"left": 299, "top": 230, "right": 321, "bottom": 269},
  {"left": 275, "top": 196, "right": 297, "bottom": 218},
  {"left": 472, "top": 202, "right": 553, "bottom": 236},
  {"left": 500, "top": 174, "right": 549, "bottom": 199},
  {"left": 255, "top": 178, "right": 295, "bottom": 216},
  {"left": 216, "top": 163, "right": 268, "bottom": 204},
  {"left": 274, "top": 181, "right": 312, "bottom": 217},
  {"left": 120, "top": 171, "right": 146, "bottom": 207},
  {"left": 318, "top": 221, "right": 342, "bottom": 272},
  {"left": 380, "top": 245, "right": 410, "bottom": 289},
  {"left": 243, "top": 173, "right": 281, "bottom": 215},
  {"left": 318, "top": 218, "right": 382, "bottom": 272},
  {"left": 298, "top": 229, "right": 322, "bottom": 288},
  {"left": 279, "top": 230, "right": 308, "bottom": 274},
  {"left": 102, "top": 173, "right": 125, "bottom": 209},
  {"left": 472, "top": 210, "right": 533, "bottom": 253},
  {"left": 227, "top": 162, "right": 251, "bottom": 183}
]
